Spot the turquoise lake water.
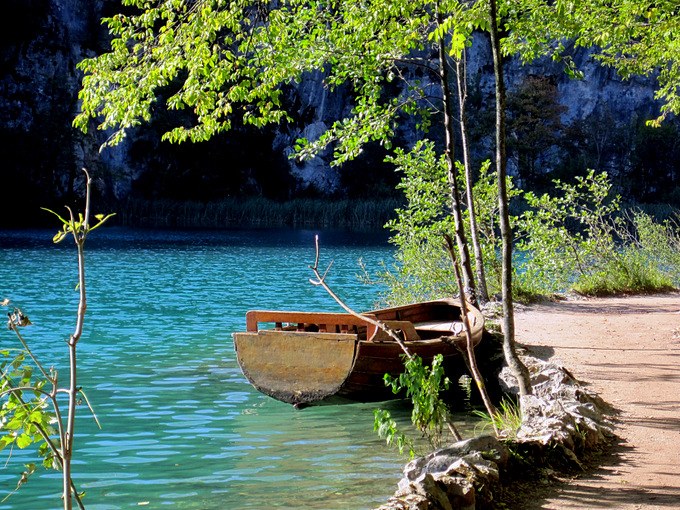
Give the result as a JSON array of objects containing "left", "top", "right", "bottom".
[{"left": 0, "top": 228, "right": 477, "bottom": 510}]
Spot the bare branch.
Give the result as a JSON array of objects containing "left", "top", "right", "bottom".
[
  {"left": 308, "top": 235, "right": 413, "bottom": 359},
  {"left": 6, "top": 319, "right": 54, "bottom": 383}
]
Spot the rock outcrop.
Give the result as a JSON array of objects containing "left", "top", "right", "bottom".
[
  {"left": 0, "top": 1, "right": 667, "bottom": 220},
  {"left": 376, "top": 357, "right": 616, "bottom": 510}
]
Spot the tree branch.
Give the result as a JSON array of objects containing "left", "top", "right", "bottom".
[
  {"left": 6, "top": 316, "right": 54, "bottom": 383},
  {"left": 443, "top": 234, "right": 499, "bottom": 436},
  {"left": 308, "top": 235, "right": 413, "bottom": 360}
]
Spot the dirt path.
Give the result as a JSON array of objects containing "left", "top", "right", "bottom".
[{"left": 514, "top": 292, "right": 680, "bottom": 509}]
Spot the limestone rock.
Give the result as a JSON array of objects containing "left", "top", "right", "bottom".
[
  {"left": 377, "top": 358, "right": 617, "bottom": 509},
  {"left": 402, "top": 435, "right": 508, "bottom": 486}
]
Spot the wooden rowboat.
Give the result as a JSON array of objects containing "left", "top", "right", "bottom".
[{"left": 232, "top": 298, "right": 484, "bottom": 406}]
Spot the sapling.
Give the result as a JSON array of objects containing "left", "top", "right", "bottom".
[{"left": 1, "top": 169, "right": 113, "bottom": 509}]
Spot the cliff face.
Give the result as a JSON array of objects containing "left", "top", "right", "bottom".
[
  {"left": 1, "top": 0, "right": 113, "bottom": 220},
  {"left": 464, "top": 33, "right": 659, "bottom": 124},
  {"left": 0, "top": 1, "right": 670, "bottom": 224}
]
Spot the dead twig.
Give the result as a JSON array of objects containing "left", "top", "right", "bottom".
[{"left": 308, "top": 235, "right": 413, "bottom": 360}]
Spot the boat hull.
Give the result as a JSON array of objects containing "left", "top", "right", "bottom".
[
  {"left": 232, "top": 299, "right": 484, "bottom": 406},
  {"left": 233, "top": 330, "right": 358, "bottom": 404}
]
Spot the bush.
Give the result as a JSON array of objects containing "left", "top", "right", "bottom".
[
  {"left": 368, "top": 141, "right": 460, "bottom": 306},
  {"left": 517, "top": 171, "right": 680, "bottom": 297},
  {"left": 516, "top": 170, "right": 621, "bottom": 294},
  {"left": 365, "top": 142, "right": 516, "bottom": 306},
  {"left": 629, "top": 210, "right": 680, "bottom": 286},
  {"left": 372, "top": 156, "right": 678, "bottom": 304}
]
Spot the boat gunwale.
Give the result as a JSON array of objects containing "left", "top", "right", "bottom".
[{"left": 240, "top": 298, "right": 483, "bottom": 343}]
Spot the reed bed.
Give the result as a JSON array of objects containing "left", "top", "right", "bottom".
[{"left": 112, "top": 197, "right": 402, "bottom": 229}]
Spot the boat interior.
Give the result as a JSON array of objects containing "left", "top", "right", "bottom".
[{"left": 244, "top": 304, "right": 475, "bottom": 342}]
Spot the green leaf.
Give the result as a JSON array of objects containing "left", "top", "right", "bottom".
[{"left": 16, "top": 433, "right": 33, "bottom": 449}]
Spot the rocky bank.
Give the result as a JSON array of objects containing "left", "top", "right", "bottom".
[{"left": 375, "top": 357, "right": 616, "bottom": 509}]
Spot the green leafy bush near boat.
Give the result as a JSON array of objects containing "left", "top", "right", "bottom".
[
  {"left": 360, "top": 143, "right": 521, "bottom": 306},
  {"left": 374, "top": 354, "right": 455, "bottom": 459},
  {"left": 368, "top": 167, "right": 680, "bottom": 305}
]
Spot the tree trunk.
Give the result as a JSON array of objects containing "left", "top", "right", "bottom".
[
  {"left": 455, "top": 56, "right": 490, "bottom": 303},
  {"left": 444, "top": 234, "right": 498, "bottom": 436},
  {"left": 435, "top": 4, "right": 477, "bottom": 304},
  {"left": 488, "top": 0, "right": 532, "bottom": 397}
]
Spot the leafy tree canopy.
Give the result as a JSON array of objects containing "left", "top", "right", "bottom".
[
  {"left": 74, "top": 0, "right": 487, "bottom": 156},
  {"left": 75, "top": 0, "right": 680, "bottom": 156}
]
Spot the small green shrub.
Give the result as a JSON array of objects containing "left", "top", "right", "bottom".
[
  {"left": 574, "top": 248, "right": 675, "bottom": 296},
  {"left": 377, "top": 141, "right": 460, "bottom": 305},
  {"left": 629, "top": 210, "right": 680, "bottom": 286},
  {"left": 373, "top": 409, "right": 416, "bottom": 458},
  {"left": 374, "top": 354, "right": 455, "bottom": 458}
]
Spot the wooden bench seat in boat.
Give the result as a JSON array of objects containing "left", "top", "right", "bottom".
[{"left": 245, "top": 310, "right": 423, "bottom": 341}]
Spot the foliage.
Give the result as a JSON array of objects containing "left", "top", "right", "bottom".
[
  {"left": 75, "top": 0, "right": 291, "bottom": 147},
  {"left": 375, "top": 162, "right": 678, "bottom": 301},
  {"left": 373, "top": 410, "right": 416, "bottom": 458},
  {"left": 114, "top": 196, "right": 402, "bottom": 229},
  {"left": 371, "top": 158, "right": 678, "bottom": 303},
  {"left": 517, "top": 170, "right": 680, "bottom": 297},
  {"left": 372, "top": 141, "right": 459, "bottom": 306},
  {"left": 374, "top": 354, "right": 454, "bottom": 458},
  {"left": 630, "top": 211, "right": 680, "bottom": 285},
  {"left": 516, "top": 170, "right": 621, "bottom": 294},
  {"left": 573, "top": 247, "right": 674, "bottom": 297},
  {"left": 1, "top": 171, "right": 112, "bottom": 509},
  {"left": 503, "top": 0, "right": 680, "bottom": 126},
  {"left": 75, "top": 1, "right": 448, "bottom": 152},
  {"left": 506, "top": 75, "right": 567, "bottom": 188},
  {"left": 363, "top": 144, "right": 518, "bottom": 306},
  {"left": 75, "top": 0, "right": 680, "bottom": 171},
  {"left": 0, "top": 346, "right": 58, "bottom": 500},
  {"left": 465, "top": 159, "right": 522, "bottom": 297}
]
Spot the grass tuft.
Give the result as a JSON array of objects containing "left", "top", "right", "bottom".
[
  {"left": 474, "top": 398, "right": 523, "bottom": 439},
  {"left": 574, "top": 249, "right": 675, "bottom": 297}
]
